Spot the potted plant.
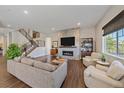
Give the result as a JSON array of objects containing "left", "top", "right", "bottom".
[
  {"left": 6, "top": 43, "right": 22, "bottom": 60},
  {"left": 101, "top": 53, "right": 106, "bottom": 62}
]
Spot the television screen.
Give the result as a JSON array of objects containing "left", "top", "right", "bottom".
[{"left": 61, "top": 37, "right": 75, "bottom": 46}]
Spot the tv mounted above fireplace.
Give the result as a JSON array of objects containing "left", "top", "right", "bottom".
[{"left": 61, "top": 37, "right": 75, "bottom": 46}]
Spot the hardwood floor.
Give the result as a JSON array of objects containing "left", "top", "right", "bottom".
[
  {"left": 61, "top": 60, "right": 86, "bottom": 88},
  {"left": 0, "top": 56, "right": 30, "bottom": 88},
  {"left": 0, "top": 56, "right": 86, "bottom": 88}
]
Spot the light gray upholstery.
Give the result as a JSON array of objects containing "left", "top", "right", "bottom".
[
  {"left": 7, "top": 60, "right": 67, "bottom": 88},
  {"left": 33, "top": 61, "right": 57, "bottom": 72}
]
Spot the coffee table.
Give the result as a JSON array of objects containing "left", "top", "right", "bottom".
[
  {"left": 96, "top": 60, "right": 110, "bottom": 66},
  {"left": 52, "top": 58, "right": 65, "bottom": 64}
]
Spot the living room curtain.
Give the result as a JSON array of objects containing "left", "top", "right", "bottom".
[{"left": 102, "top": 10, "right": 124, "bottom": 36}]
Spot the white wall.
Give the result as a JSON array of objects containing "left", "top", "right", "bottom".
[
  {"left": 0, "top": 28, "right": 13, "bottom": 55},
  {"left": 96, "top": 5, "right": 124, "bottom": 52},
  {"left": 39, "top": 32, "right": 46, "bottom": 40},
  {"left": 47, "top": 32, "right": 59, "bottom": 41},
  {"left": 12, "top": 31, "right": 29, "bottom": 46},
  {"left": 0, "top": 36, "right": 3, "bottom": 48},
  {"left": 80, "top": 28, "right": 95, "bottom": 38},
  {"left": 45, "top": 37, "right": 52, "bottom": 55}
]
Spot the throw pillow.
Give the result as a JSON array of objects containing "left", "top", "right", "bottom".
[
  {"left": 107, "top": 60, "right": 124, "bottom": 80},
  {"left": 34, "top": 55, "right": 48, "bottom": 63},
  {"left": 21, "top": 57, "right": 34, "bottom": 66},
  {"left": 33, "top": 61, "right": 57, "bottom": 72}
]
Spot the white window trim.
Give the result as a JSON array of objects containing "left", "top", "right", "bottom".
[
  {"left": 102, "top": 34, "right": 124, "bottom": 60},
  {"left": 103, "top": 51, "right": 124, "bottom": 61}
]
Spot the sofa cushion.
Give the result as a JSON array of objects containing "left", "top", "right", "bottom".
[
  {"left": 107, "top": 61, "right": 124, "bottom": 80},
  {"left": 96, "top": 64, "right": 109, "bottom": 72},
  {"left": 21, "top": 57, "right": 34, "bottom": 66},
  {"left": 34, "top": 55, "right": 48, "bottom": 63},
  {"left": 33, "top": 61, "right": 57, "bottom": 72}
]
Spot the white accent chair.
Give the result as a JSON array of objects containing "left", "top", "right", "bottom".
[
  {"left": 84, "top": 65, "right": 124, "bottom": 88},
  {"left": 83, "top": 52, "right": 102, "bottom": 67}
]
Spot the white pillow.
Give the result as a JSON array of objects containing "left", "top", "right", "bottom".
[{"left": 107, "top": 60, "right": 124, "bottom": 80}]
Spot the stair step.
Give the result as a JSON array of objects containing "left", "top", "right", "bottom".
[{"left": 18, "top": 29, "right": 39, "bottom": 56}]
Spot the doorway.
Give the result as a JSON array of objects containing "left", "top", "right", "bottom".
[
  {"left": 0, "top": 32, "right": 12, "bottom": 56},
  {"left": 0, "top": 36, "right": 4, "bottom": 56}
]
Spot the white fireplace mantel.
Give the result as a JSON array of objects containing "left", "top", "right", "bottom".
[{"left": 58, "top": 47, "right": 80, "bottom": 60}]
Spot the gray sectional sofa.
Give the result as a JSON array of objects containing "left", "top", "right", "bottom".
[{"left": 7, "top": 57, "right": 67, "bottom": 88}]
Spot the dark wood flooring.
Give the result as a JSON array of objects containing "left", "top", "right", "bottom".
[
  {"left": 0, "top": 56, "right": 30, "bottom": 88},
  {"left": 62, "top": 60, "right": 86, "bottom": 88},
  {"left": 0, "top": 56, "right": 86, "bottom": 88}
]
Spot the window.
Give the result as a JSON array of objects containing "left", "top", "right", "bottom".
[
  {"left": 105, "top": 32, "right": 117, "bottom": 55},
  {"left": 118, "top": 29, "right": 124, "bottom": 57},
  {"left": 104, "top": 28, "right": 124, "bottom": 58}
]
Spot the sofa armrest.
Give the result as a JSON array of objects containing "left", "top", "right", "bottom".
[
  {"left": 52, "top": 62, "right": 67, "bottom": 87},
  {"left": 90, "top": 70, "right": 123, "bottom": 87},
  {"left": 85, "top": 56, "right": 91, "bottom": 58},
  {"left": 83, "top": 57, "right": 92, "bottom": 61},
  {"left": 96, "top": 64, "right": 109, "bottom": 72}
]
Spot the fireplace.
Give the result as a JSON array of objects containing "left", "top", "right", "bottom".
[
  {"left": 58, "top": 47, "right": 80, "bottom": 60},
  {"left": 62, "top": 51, "right": 73, "bottom": 56}
]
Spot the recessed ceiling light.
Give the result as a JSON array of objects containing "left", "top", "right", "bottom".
[
  {"left": 77, "top": 22, "right": 81, "bottom": 26},
  {"left": 7, "top": 25, "right": 11, "bottom": 27},
  {"left": 51, "top": 28, "right": 55, "bottom": 31},
  {"left": 24, "top": 10, "right": 28, "bottom": 14}
]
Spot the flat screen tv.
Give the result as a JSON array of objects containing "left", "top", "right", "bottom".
[{"left": 61, "top": 37, "right": 75, "bottom": 46}]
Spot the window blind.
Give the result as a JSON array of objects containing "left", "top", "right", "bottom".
[{"left": 102, "top": 10, "right": 124, "bottom": 36}]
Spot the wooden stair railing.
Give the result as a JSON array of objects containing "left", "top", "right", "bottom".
[{"left": 18, "top": 29, "right": 39, "bottom": 56}]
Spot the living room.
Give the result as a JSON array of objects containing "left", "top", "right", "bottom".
[{"left": 0, "top": 2, "right": 124, "bottom": 91}]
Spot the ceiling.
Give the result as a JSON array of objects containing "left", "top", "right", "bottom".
[{"left": 0, "top": 5, "right": 111, "bottom": 33}]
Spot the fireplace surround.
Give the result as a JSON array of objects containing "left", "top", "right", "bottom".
[
  {"left": 58, "top": 47, "right": 80, "bottom": 60},
  {"left": 62, "top": 51, "right": 73, "bottom": 56}
]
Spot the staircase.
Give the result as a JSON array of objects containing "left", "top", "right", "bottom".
[{"left": 18, "top": 29, "right": 39, "bottom": 56}]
